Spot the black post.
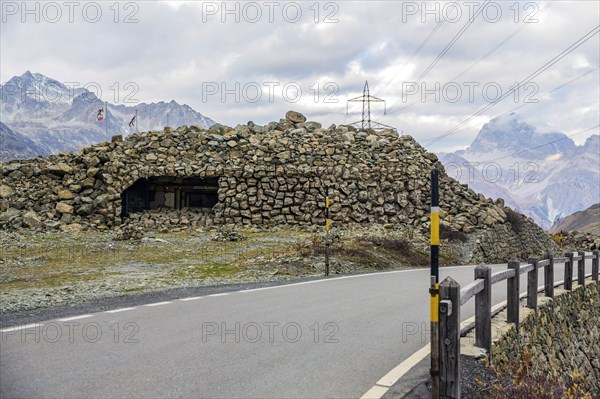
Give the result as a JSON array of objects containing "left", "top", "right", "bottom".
[
  {"left": 430, "top": 168, "right": 440, "bottom": 399},
  {"left": 431, "top": 169, "right": 440, "bottom": 283}
]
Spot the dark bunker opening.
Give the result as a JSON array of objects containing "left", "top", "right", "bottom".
[{"left": 121, "top": 176, "right": 219, "bottom": 218}]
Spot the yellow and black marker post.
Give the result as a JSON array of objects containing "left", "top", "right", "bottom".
[
  {"left": 430, "top": 168, "right": 440, "bottom": 398},
  {"left": 325, "top": 188, "right": 330, "bottom": 276}
]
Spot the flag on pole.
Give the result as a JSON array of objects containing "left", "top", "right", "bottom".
[
  {"left": 96, "top": 107, "right": 104, "bottom": 121},
  {"left": 128, "top": 115, "right": 136, "bottom": 128}
]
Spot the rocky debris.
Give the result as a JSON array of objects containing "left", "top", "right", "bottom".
[
  {"left": 212, "top": 225, "right": 244, "bottom": 241},
  {"left": 59, "top": 223, "right": 83, "bottom": 233},
  {"left": 22, "top": 211, "right": 42, "bottom": 228},
  {"left": 113, "top": 225, "right": 144, "bottom": 241},
  {"left": 285, "top": 110, "right": 307, "bottom": 124},
  {"left": 121, "top": 208, "right": 215, "bottom": 233},
  {"left": 0, "top": 111, "right": 557, "bottom": 261},
  {"left": 0, "top": 184, "right": 14, "bottom": 198},
  {"left": 561, "top": 231, "right": 600, "bottom": 251}
]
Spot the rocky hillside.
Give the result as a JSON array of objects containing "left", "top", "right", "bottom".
[
  {"left": 549, "top": 203, "right": 600, "bottom": 235},
  {"left": 0, "top": 121, "right": 49, "bottom": 162},
  {"left": 0, "top": 111, "right": 557, "bottom": 262}
]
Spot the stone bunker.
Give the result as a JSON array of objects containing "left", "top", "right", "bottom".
[{"left": 0, "top": 111, "right": 557, "bottom": 261}]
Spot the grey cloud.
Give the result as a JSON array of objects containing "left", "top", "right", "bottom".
[{"left": 1, "top": 0, "right": 598, "bottom": 150}]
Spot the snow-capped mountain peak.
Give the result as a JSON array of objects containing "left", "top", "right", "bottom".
[
  {"left": 438, "top": 113, "right": 599, "bottom": 229},
  {"left": 1, "top": 71, "right": 217, "bottom": 161}
]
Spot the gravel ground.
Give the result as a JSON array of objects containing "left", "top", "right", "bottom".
[
  {"left": 384, "top": 355, "right": 498, "bottom": 398},
  {"left": 460, "top": 355, "right": 498, "bottom": 399},
  {"left": 1, "top": 224, "right": 451, "bottom": 318}
]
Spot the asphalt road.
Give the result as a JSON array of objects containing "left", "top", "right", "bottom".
[{"left": 1, "top": 260, "right": 587, "bottom": 399}]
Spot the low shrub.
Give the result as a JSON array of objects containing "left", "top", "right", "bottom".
[
  {"left": 439, "top": 224, "right": 468, "bottom": 242},
  {"left": 505, "top": 208, "right": 526, "bottom": 234}
]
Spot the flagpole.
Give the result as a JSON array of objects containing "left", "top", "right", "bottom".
[
  {"left": 136, "top": 109, "right": 138, "bottom": 133},
  {"left": 105, "top": 101, "right": 108, "bottom": 139}
]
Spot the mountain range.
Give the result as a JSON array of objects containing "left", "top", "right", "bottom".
[
  {"left": 437, "top": 113, "right": 600, "bottom": 229},
  {"left": 0, "top": 71, "right": 216, "bottom": 161}
]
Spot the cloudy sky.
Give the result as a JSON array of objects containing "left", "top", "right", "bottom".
[{"left": 1, "top": 0, "right": 599, "bottom": 151}]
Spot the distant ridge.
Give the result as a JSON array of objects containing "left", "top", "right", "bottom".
[{"left": 549, "top": 203, "right": 600, "bottom": 235}]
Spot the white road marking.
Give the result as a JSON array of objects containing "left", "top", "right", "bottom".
[
  {"left": 144, "top": 301, "right": 172, "bottom": 307},
  {"left": 105, "top": 307, "right": 136, "bottom": 314},
  {"left": 180, "top": 296, "right": 203, "bottom": 301},
  {"left": 59, "top": 314, "right": 93, "bottom": 322},
  {"left": 377, "top": 344, "right": 430, "bottom": 387},
  {"left": 0, "top": 323, "right": 43, "bottom": 333},
  {"left": 208, "top": 293, "right": 229, "bottom": 297},
  {"left": 240, "top": 265, "right": 478, "bottom": 293},
  {"left": 360, "top": 384, "right": 390, "bottom": 399}
]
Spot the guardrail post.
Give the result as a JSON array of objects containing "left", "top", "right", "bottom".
[
  {"left": 593, "top": 250, "right": 599, "bottom": 281},
  {"left": 545, "top": 253, "right": 554, "bottom": 298},
  {"left": 507, "top": 258, "right": 520, "bottom": 324},
  {"left": 578, "top": 251, "right": 586, "bottom": 287},
  {"left": 439, "top": 277, "right": 461, "bottom": 399},
  {"left": 474, "top": 264, "right": 492, "bottom": 357},
  {"left": 527, "top": 257, "right": 538, "bottom": 310},
  {"left": 565, "top": 252, "right": 574, "bottom": 290}
]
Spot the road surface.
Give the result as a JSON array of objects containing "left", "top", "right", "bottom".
[{"left": 1, "top": 260, "right": 587, "bottom": 398}]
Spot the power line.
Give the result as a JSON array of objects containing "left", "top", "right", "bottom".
[
  {"left": 488, "top": 124, "right": 600, "bottom": 162},
  {"left": 414, "top": 0, "right": 491, "bottom": 83},
  {"left": 548, "top": 65, "right": 599, "bottom": 94},
  {"left": 448, "top": 1, "right": 555, "bottom": 83},
  {"left": 429, "top": 65, "right": 600, "bottom": 139},
  {"left": 387, "top": 0, "right": 491, "bottom": 111},
  {"left": 425, "top": 24, "right": 600, "bottom": 147},
  {"left": 385, "top": 1, "right": 555, "bottom": 117},
  {"left": 376, "top": 21, "right": 445, "bottom": 93}
]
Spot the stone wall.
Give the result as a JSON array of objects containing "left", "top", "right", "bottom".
[
  {"left": 468, "top": 219, "right": 557, "bottom": 263},
  {"left": 562, "top": 231, "right": 600, "bottom": 251},
  {"left": 0, "top": 111, "right": 557, "bottom": 260},
  {"left": 492, "top": 282, "right": 600, "bottom": 395}
]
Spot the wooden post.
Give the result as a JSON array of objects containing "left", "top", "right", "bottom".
[
  {"left": 430, "top": 276, "right": 440, "bottom": 399},
  {"left": 545, "top": 253, "right": 554, "bottom": 298},
  {"left": 439, "top": 277, "right": 461, "bottom": 399},
  {"left": 593, "top": 250, "right": 599, "bottom": 281},
  {"left": 474, "top": 264, "right": 492, "bottom": 357},
  {"left": 578, "top": 251, "right": 586, "bottom": 287},
  {"left": 565, "top": 252, "right": 574, "bottom": 290},
  {"left": 527, "top": 257, "right": 538, "bottom": 310},
  {"left": 507, "top": 258, "right": 520, "bottom": 324}
]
